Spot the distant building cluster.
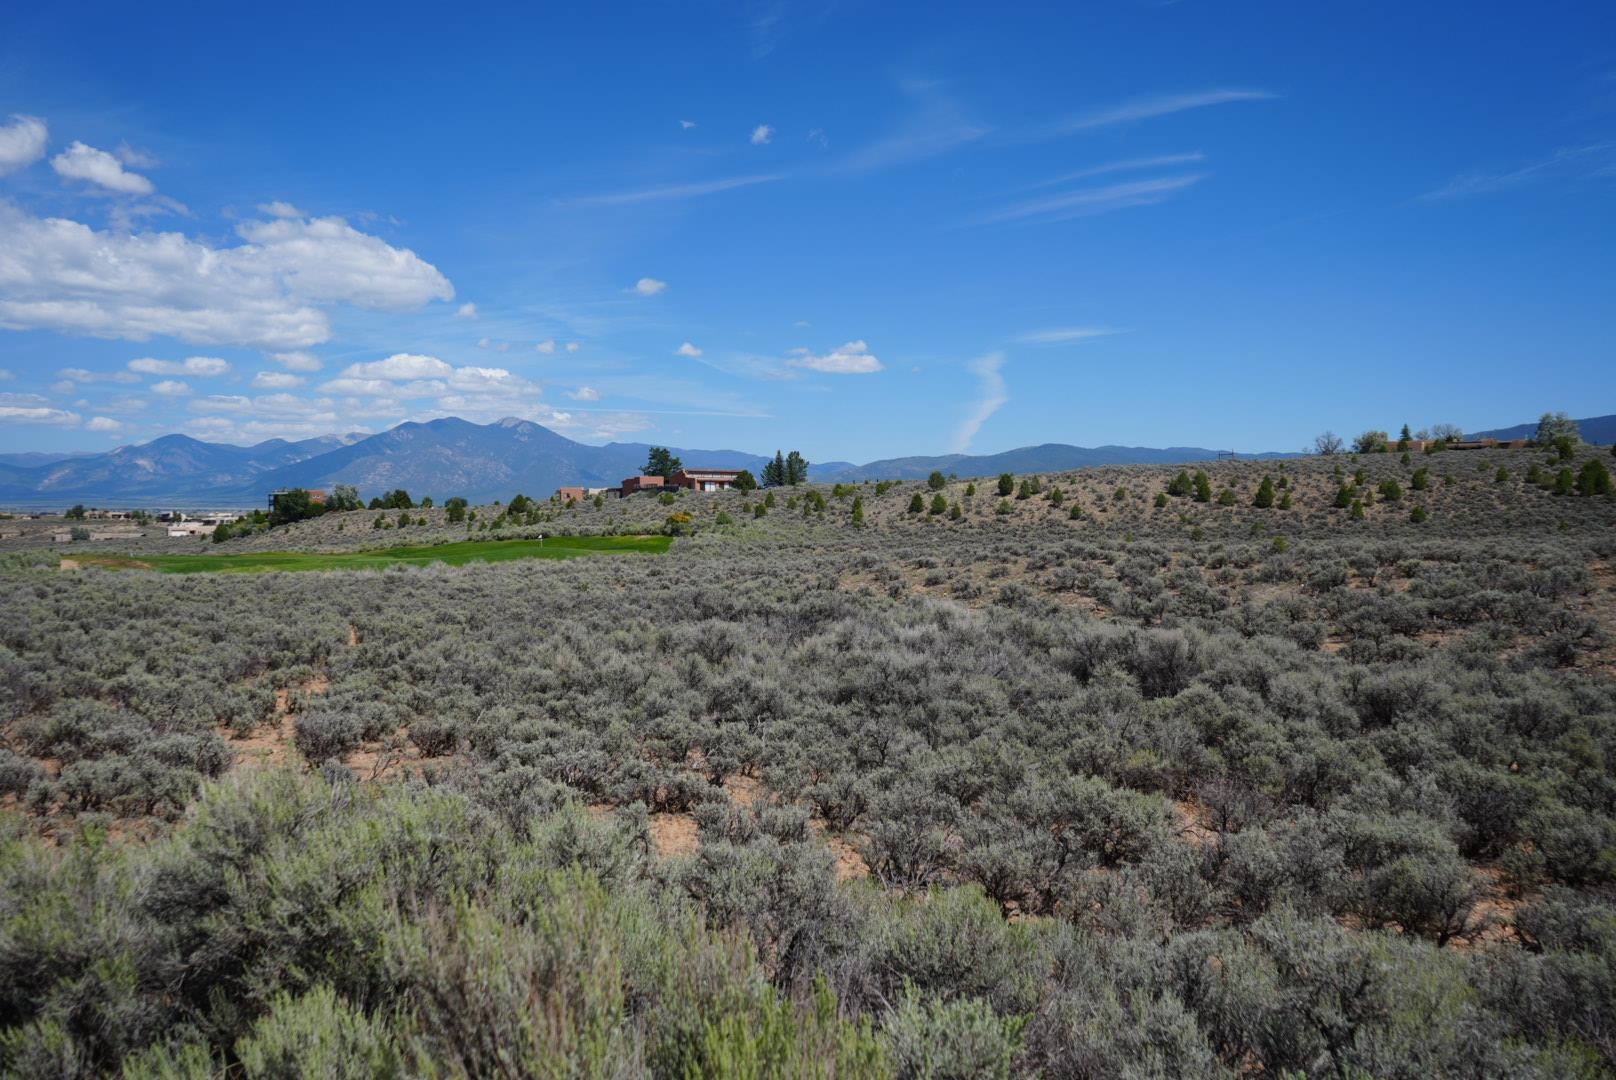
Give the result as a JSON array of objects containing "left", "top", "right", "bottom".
[{"left": 555, "top": 468, "right": 747, "bottom": 503}]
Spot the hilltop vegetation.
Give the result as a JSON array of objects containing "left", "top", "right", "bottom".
[{"left": 1, "top": 442, "right": 1614, "bottom": 1076}]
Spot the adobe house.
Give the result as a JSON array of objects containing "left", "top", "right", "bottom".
[
  {"left": 555, "top": 487, "right": 587, "bottom": 504},
  {"left": 267, "top": 488, "right": 328, "bottom": 513},
  {"left": 669, "top": 468, "right": 744, "bottom": 492},
  {"left": 620, "top": 475, "right": 666, "bottom": 497}
]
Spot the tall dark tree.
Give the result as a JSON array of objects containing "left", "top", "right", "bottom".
[
  {"left": 785, "top": 451, "right": 809, "bottom": 486},
  {"left": 763, "top": 451, "right": 787, "bottom": 487},
  {"left": 643, "top": 447, "right": 682, "bottom": 479},
  {"left": 732, "top": 469, "right": 758, "bottom": 492},
  {"left": 927, "top": 471, "right": 947, "bottom": 491}
]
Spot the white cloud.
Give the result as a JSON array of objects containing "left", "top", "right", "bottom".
[
  {"left": 534, "top": 339, "right": 556, "bottom": 355},
  {"left": 86, "top": 416, "right": 123, "bottom": 432},
  {"left": 676, "top": 341, "right": 703, "bottom": 358},
  {"left": 268, "top": 350, "right": 323, "bottom": 372},
  {"left": 562, "top": 174, "right": 784, "bottom": 206},
  {"left": 0, "top": 204, "right": 453, "bottom": 349},
  {"left": 633, "top": 277, "right": 667, "bottom": 296},
  {"left": 1060, "top": 89, "right": 1277, "bottom": 132},
  {"left": 787, "top": 339, "right": 883, "bottom": 374},
  {"left": 51, "top": 141, "right": 156, "bottom": 195},
  {"left": 569, "top": 386, "right": 600, "bottom": 401},
  {"left": 339, "top": 353, "right": 453, "bottom": 381},
  {"left": 0, "top": 115, "right": 48, "bottom": 176},
  {"left": 953, "top": 352, "right": 1007, "bottom": 452},
  {"left": 566, "top": 342, "right": 580, "bottom": 353},
  {"left": 981, "top": 175, "right": 1204, "bottom": 224},
  {"left": 456, "top": 301, "right": 478, "bottom": 319},
  {"left": 257, "top": 200, "right": 306, "bottom": 218},
  {"left": 115, "top": 143, "right": 159, "bottom": 169},
  {"left": 1015, "top": 326, "right": 1121, "bottom": 345},
  {"left": 476, "top": 336, "right": 510, "bottom": 352},
  {"left": 150, "top": 379, "right": 191, "bottom": 396},
  {"left": 0, "top": 406, "right": 80, "bottom": 425},
  {"left": 129, "top": 356, "right": 231, "bottom": 376},
  {"left": 1421, "top": 142, "right": 1616, "bottom": 200},
  {"left": 1021, "top": 153, "right": 1206, "bottom": 191},
  {"left": 680, "top": 119, "right": 698, "bottom": 130},
  {"left": 252, "top": 370, "right": 305, "bottom": 388},
  {"left": 59, "top": 367, "right": 140, "bottom": 384},
  {"left": 751, "top": 124, "right": 775, "bottom": 145},
  {"left": 0, "top": 393, "right": 80, "bottom": 426}
]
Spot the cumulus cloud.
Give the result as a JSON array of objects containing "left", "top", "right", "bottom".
[
  {"left": 456, "top": 301, "right": 478, "bottom": 319},
  {"left": 676, "top": 341, "right": 703, "bottom": 358},
  {"left": 115, "top": 143, "right": 160, "bottom": 169},
  {"left": 952, "top": 352, "right": 1008, "bottom": 452},
  {"left": 150, "top": 379, "right": 191, "bottom": 396},
  {"left": 86, "top": 416, "right": 124, "bottom": 432},
  {"left": 569, "top": 386, "right": 600, "bottom": 401},
  {"left": 534, "top": 339, "right": 556, "bottom": 355},
  {"left": 268, "top": 350, "right": 323, "bottom": 372},
  {"left": 339, "top": 353, "right": 453, "bottom": 381},
  {"left": 751, "top": 124, "right": 774, "bottom": 145},
  {"left": 129, "top": 356, "right": 231, "bottom": 377},
  {"left": 0, "top": 393, "right": 79, "bottom": 426},
  {"left": 787, "top": 339, "right": 883, "bottom": 374},
  {"left": 58, "top": 367, "right": 140, "bottom": 385},
  {"left": 51, "top": 141, "right": 156, "bottom": 195},
  {"left": 252, "top": 370, "right": 305, "bottom": 389},
  {"left": 0, "top": 115, "right": 48, "bottom": 176},
  {"left": 0, "top": 204, "right": 454, "bottom": 349},
  {"left": 633, "top": 277, "right": 667, "bottom": 296}
]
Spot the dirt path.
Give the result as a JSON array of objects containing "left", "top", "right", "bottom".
[{"left": 58, "top": 558, "right": 79, "bottom": 570}]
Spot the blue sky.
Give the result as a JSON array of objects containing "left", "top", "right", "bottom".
[{"left": 0, "top": 2, "right": 1611, "bottom": 460}]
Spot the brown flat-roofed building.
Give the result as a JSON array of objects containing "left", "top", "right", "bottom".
[
  {"left": 621, "top": 475, "right": 666, "bottom": 497},
  {"left": 669, "top": 468, "right": 744, "bottom": 492},
  {"left": 555, "top": 487, "right": 587, "bottom": 503}
]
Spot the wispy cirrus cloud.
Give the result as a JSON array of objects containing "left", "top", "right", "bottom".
[
  {"left": 1420, "top": 142, "right": 1616, "bottom": 200},
  {"left": 1018, "top": 153, "right": 1206, "bottom": 191},
  {"left": 1057, "top": 89, "right": 1277, "bottom": 132},
  {"left": 953, "top": 352, "right": 1007, "bottom": 452},
  {"left": 560, "top": 174, "right": 785, "bottom": 207},
  {"left": 1015, "top": 326, "right": 1123, "bottom": 345},
  {"left": 980, "top": 174, "right": 1204, "bottom": 225}
]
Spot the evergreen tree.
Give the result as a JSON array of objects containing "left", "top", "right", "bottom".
[
  {"left": 733, "top": 470, "right": 758, "bottom": 492},
  {"left": 907, "top": 492, "right": 925, "bottom": 513},
  {"left": 1192, "top": 471, "right": 1212, "bottom": 503},
  {"left": 643, "top": 447, "right": 682, "bottom": 479},
  {"left": 763, "top": 451, "right": 787, "bottom": 487},
  {"left": 1253, "top": 476, "right": 1276, "bottom": 508},
  {"left": 929, "top": 493, "right": 947, "bottom": 515},
  {"left": 997, "top": 473, "right": 1015, "bottom": 497},
  {"left": 1576, "top": 459, "right": 1612, "bottom": 496},
  {"left": 850, "top": 495, "right": 865, "bottom": 527},
  {"left": 785, "top": 451, "right": 810, "bottom": 485},
  {"left": 927, "top": 470, "right": 947, "bottom": 491}
]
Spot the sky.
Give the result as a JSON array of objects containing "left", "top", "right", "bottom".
[{"left": 0, "top": 1, "right": 1612, "bottom": 462}]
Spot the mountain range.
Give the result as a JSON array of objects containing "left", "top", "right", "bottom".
[
  {"left": 0, "top": 411, "right": 1606, "bottom": 509},
  {"left": 1469, "top": 414, "right": 1616, "bottom": 445}
]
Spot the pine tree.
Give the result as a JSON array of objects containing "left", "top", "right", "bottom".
[
  {"left": 997, "top": 473, "right": 1015, "bottom": 497},
  {"left": 929, "top": 493, "right": 947, "bottom": 515},
  {"left": 908, "top": 492, "right": 925, "bottom": 513},
  {"left": 785, "top": 451, "right": 810, "bottom": 485},
  {"left": 1192, "top": 471, "right": 1212, "bottom": 503},
  {"left": 1253, "top": 476, "right": 1276, "bottom": 508},
  {"left": 851, "top": 495, "right": 865, "bottom": 527},
  {"left": 763, "top": 452, "right": 786, "bottom": 487},
  {"left": 927, "top": 471, "right": 947, "bottom": 491}
]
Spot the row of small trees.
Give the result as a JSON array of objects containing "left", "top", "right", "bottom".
[{"left": 1315, "top": 413, "right": 1592, "bottom": 457}]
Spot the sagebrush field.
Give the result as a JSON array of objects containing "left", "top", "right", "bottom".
[{"left": 3, "top": 444, "right": 1615, "bottom": 1078}]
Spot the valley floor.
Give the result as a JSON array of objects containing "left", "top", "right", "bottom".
[{"left": 2, "top": 446, "right": 1615, "bottom": 1077}]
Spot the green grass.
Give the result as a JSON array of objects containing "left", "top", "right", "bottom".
[{"left": 74, "top": 535, "right": 671, "bottom": 574}]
